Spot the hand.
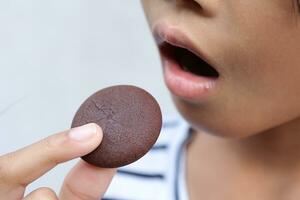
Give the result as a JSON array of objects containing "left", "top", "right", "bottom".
[{"left": 0, "top": 123, "right": 116, "bottom": 200}]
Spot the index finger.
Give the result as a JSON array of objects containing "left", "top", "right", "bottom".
[{"left": 0, "top": 123, "right": 102, "bottom": 186}]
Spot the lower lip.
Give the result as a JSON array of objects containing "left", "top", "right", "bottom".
[{"left": 160, "top": 49, "right": 219, "bottom": 102}]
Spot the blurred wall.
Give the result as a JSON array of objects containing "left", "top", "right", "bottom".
[{"left": 0, "top": 0, "right": 177, "bottom": 193}]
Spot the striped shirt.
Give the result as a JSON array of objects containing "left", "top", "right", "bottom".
[{"left": 103, "top": 116, "right": 192, "bottom": 200}]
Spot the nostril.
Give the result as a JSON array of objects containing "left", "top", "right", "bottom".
[
  {"left": 176, "top": 0, "right": 215, "bottom": 17},
  {"left": 190, "top": 0, "right": 202, "bottom": 10},
  {"left": 176, "top": 0, "right": 203, "bottom": 12},
  {"left": 175, "top": 0, "right": 203, "bottom": 13}
]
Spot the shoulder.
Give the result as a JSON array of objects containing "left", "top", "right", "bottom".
[{"left": 103, "top": 115, "right": 190, "bottom": 200}]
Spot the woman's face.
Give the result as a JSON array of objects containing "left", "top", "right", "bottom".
[{"left": 141, "top": 0, "right": 300, "bottom": 137}]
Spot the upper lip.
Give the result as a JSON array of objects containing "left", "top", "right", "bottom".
[{"left": 152, "top": 21, "right": 219, "bottom": 74}]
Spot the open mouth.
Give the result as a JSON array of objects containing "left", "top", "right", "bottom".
[
  {"left": 162, "top": 42, "right": 220, "bottom": 79},
  {"left": 153, "top": 22, "right": 221, "bottom": 101}
]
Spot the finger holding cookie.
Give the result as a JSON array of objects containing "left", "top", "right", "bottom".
[{"left": 0, "top": 123, "right": 115, "bottom": 199}]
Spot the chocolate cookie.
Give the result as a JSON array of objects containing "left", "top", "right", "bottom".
[{"left": 71, "top": 85, "right": 162, "bottom": 168}]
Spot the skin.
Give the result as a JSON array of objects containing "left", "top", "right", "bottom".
[
  {"left": 0, "top": 123, "right": 116, "bottom": 199},
  {"left": 141, "top": 0, "right": 300, "bottom": 199}
]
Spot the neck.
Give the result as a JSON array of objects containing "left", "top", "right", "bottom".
[
  {"left": 191, "top": 117, "right": 300, "bottom": 170},
  {"left": 187, "top": 117, "right": 300, "bottom": 199},
  {"left": 218, "top": 117, "right": 300, "bottom": 171}
]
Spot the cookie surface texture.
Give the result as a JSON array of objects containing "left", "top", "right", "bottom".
[{"left": 71, "top": 85, "right": 162, "bottom": 168}]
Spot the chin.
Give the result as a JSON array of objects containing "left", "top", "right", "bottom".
[{"left": 172, "top": 96, "right": 262, "bottom": 139}]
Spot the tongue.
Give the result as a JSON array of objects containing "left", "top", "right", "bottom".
[{"left": 175, "top": 47, "right": 219, "bottom": 78}]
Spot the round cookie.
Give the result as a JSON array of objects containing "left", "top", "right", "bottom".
[{"left": 71, "top": 85, "right": 162, "bottom": 168}]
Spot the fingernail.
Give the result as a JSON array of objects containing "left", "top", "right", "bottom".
[{"left": 69, "top": 123, "right": 99, "bottom": 141}]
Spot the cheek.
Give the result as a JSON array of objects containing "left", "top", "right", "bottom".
[
  {"left": 173, "top": 23, "right": 300, "bottom": 138},
  {"left": 229, "top": 18, "right": 300, "bottom": 131}
]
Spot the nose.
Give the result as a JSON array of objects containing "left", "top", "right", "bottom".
[
  {"left": 175, "top": 0, "right": 215, "bottom": 17},
  {"left": 176, "top": 0, "right": 202, "bottom": 8}
]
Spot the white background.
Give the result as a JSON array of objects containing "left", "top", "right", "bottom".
[{"left": 0, "top": 0, "right": 177, "bottom": 194}]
